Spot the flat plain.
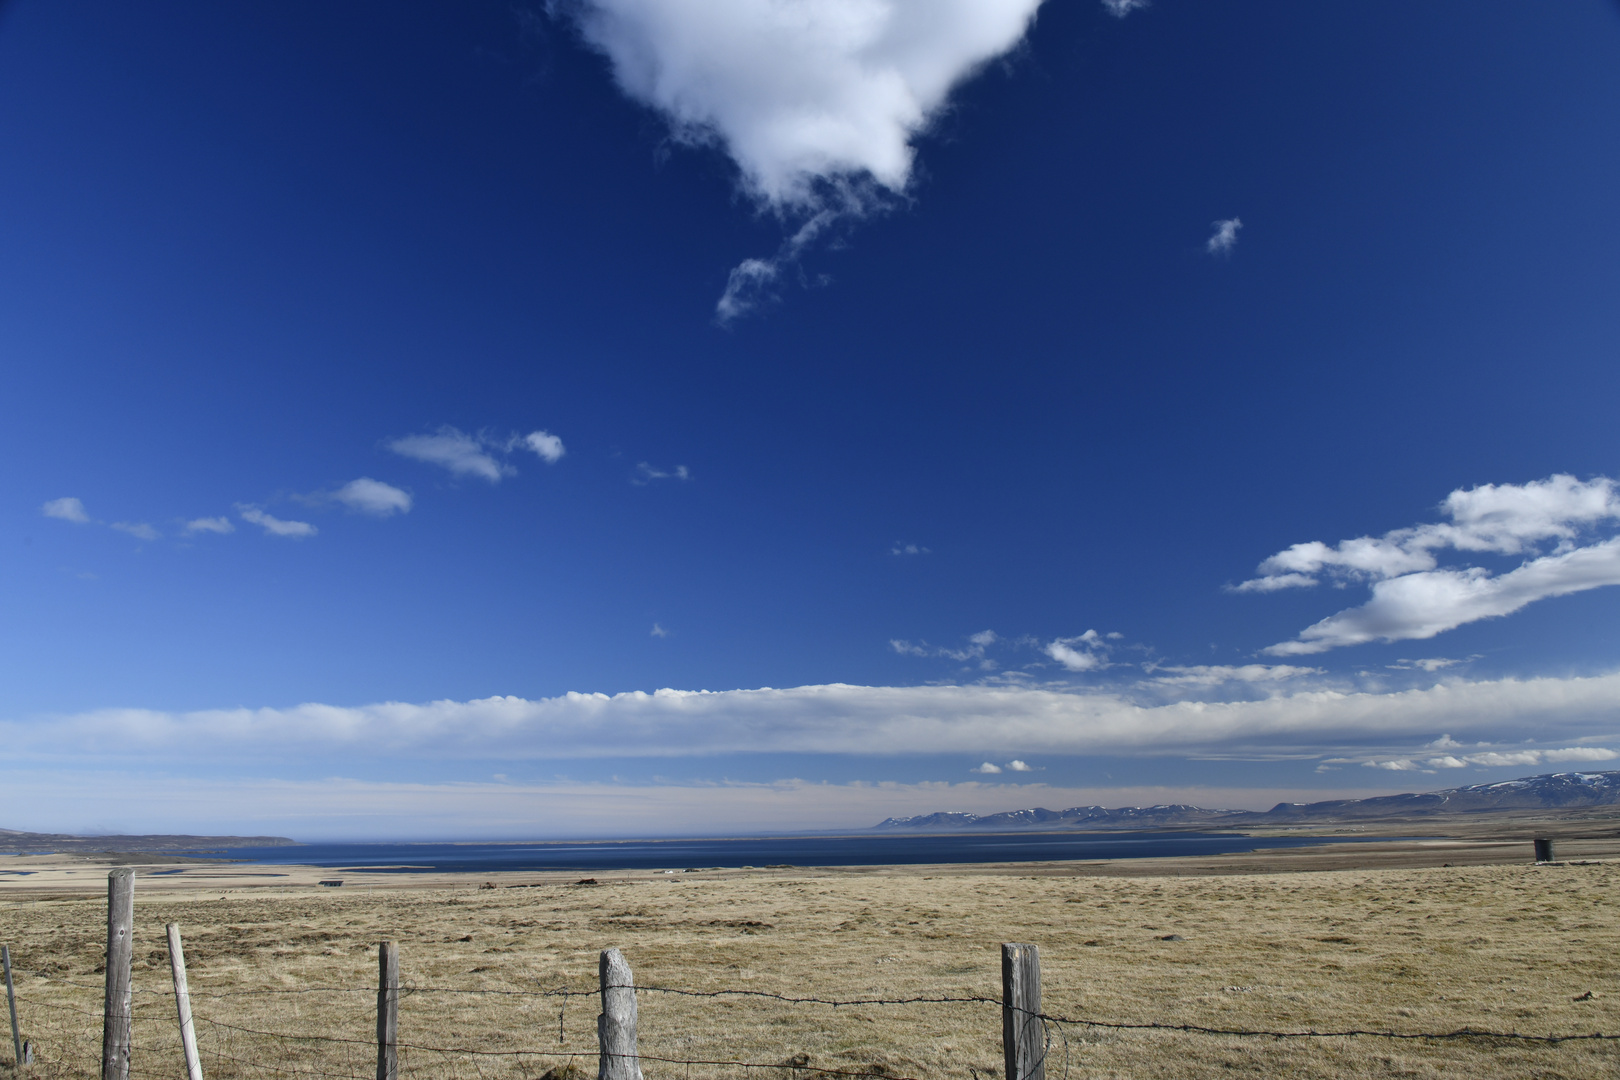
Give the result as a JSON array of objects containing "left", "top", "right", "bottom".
[{"left": 2, "top": 834, "right": 1618, "bottom": 1080}]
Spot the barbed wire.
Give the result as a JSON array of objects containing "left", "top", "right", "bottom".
[{"left": 1030, "top": 1007, "right": 1618, "bottom": 1044}]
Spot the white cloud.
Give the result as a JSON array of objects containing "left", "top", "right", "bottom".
[
  {"left": 970, "top": 761, "right": 1002, "bottom": 774},
  {"left": 238, "top": 506, "right": 317, "bottom": 539},
  {"left": 18, "top": 669, "right": 1619, "bottom": 765},
  {"left": 1146, "top": 664, "right": 1321, "bottom": 688},
  {"left": 1228, "top": 572, "right": 1316, "bottom": 594},
  {"left": 560, "top": 0, "right": 1045, "bottom": 319},
  {"left": 1101, "top": 0, "right": 1148, "bottom": 18},
  {"left": 1367, "top": 745, "right": 1619, "bottom": 772},
  {"left": 523, "top": 430, "right": 566, "bottom": 464},
  {"left": 0, "top": 770, "right": 1392, "bottom": 840},
  {"left": 1206, "top": 217, "right": 1242, "bottom": 255},
  {"left": 388, "top": 427, "right": 509, "bottom": 483},
  {"left": 568, "top": 0, "right": 1045, "bottom": 208},
  {"left": 1044, "top": 629, "right": 1110, "bottom": 671},
  {"left": 891, "top": 542, "right": 930, "bottom": 556},
  {"left": 634, "top": 463, "right": 690, "bottom": 484},
  {"left": 332, "top": 478, "right": 413, "bottom": 517},
  {"left": 110, "top": 522, "right": 159, "bottom": 541},
  {"left": 1388, "top": 657, "right": 1475, "bottom": 672},
  {"left": 892, "top": 630, "right": 999, "bottom": 663},
  {"left": 651, "top": 623, "right": 670, "bottom": 638},
  {"left": 1544, "top": 746, "right": 1620, "bottom": 762},
  {"left": 1241, "top": 475, "right": 1620, "bottom": 654},
  {"left": 1268, "top": 538, "right": 1620, "bottom": 655},
  {"left": 1004, "top": 759, "right": 1032, "bottom": 771},
  {"left": 184, "top": 517, "right": 234, "bottom": 535},
  {"left": 42, "top": 497, "right": 91, "bottom": 524}
]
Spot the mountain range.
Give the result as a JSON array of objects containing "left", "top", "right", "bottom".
[
  {"left": 0, "top": 828, "right": 297, "bottom": 854},
  {"left": 875, "top": 771, "right": 1620, "bottom": 831}
]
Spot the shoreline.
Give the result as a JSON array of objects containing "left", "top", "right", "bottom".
[{"left": 5, "top": 823, "right": 1618, "bottom": 895}]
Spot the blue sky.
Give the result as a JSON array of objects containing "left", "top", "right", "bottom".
[{"left": 4, "top": 0, "right": 1620, "bottom": 839}]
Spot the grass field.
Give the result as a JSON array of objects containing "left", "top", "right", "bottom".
[{"left": 3, "top": 856, "right": 1617, "bottom": 1080}]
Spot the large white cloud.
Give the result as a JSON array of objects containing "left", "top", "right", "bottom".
[
  {"left": 569, "top": 0, "right": 1045, "bottom": 207},
  {"left": 1268, "top": 538, "right": 1620, "bottom": 655},
  {"left": 561, "top": 0, "right": 1046, "bottom": 319},
  {"left": 1238, "top": 475, "right": 1620, "bottom": 654},
  {"left": 8, "top": 671, "right": 1619, "bottom": 764}
]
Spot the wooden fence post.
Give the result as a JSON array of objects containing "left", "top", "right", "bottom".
[
  {"left": 376, "top": 943, "right": 398, "bottom": 1080},
  {"left": 597, "top": 948, "right": 642, "bottom": 1080},
  {"left": 1534, "top": 838, "right": 1554, "bottom": 863},
  {"left": 166, "top": 925, "right": 203, "bottom": 1080},
  {"left": 1001, "top": 943, "right": 1044, "bottom": 1080},
  {"left": 102, "top": 869, "right": 134, "bottom": 1080},
  {"left": 3, "top": 944, "right": 22, "bottom": 1069}
]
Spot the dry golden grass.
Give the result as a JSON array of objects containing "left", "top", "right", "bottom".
[{"left": 4, "top": 861, "right": 1617, "bottom": 1080}]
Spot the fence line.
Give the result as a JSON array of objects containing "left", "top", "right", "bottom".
[{"left": 3, "top": 867, "right": 1615, "bottom": 1080}]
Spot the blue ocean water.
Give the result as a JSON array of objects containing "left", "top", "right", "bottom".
[{"left": 213, "top": 832, "right": 1381, "bottom": 874}]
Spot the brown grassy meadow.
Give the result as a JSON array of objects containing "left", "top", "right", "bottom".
[{"left": 3, "top": 857, "right": 1617, "bottom": 1080}]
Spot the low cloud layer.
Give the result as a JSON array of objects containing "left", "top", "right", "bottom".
[
  {"left": 1238, "top": 475, "right": 1620, "bottom": 654},
  {"left": 0, "top": 770, "right": 1385, "bottom": 840},
  {"left": 9, "top": 671, "right": 1618, "bottom": 765},
  {"left": 560, "top": 0, "right": 1046, "bottom": 320}
]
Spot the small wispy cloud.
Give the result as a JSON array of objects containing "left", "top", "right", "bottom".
[
  {"left": 970, "top": 762, "right": 1003, "bottom": 774},
  {"left": 651, "top": 623, "right": 670, "bottom": 639},
  {"left": 1206, "top": 217, "right": 1243, "bottom": 256},
  {"left": 184, "top": 517, "right": 235, "bottom": 535},
  {"left": 110, "top": 522, "right": 159, "bottom": 542},
  {"left": 891, "top": 630, "right": 998, "bottom": 665},
  {"left": 634, "top": 463, "right": 690, "bottom": 485},
  {"left": 891, "top": 542, "right": 931, "bottom": 556},
  {"left": 387, "top": 426, "right": 565, "bottom": 482},
  {"left": 388, "top": 427, "right": 509, "bottom": 483},
  {"left": 331, "top": 478, "right": 413, "bottom": 518},
  {"left": 1101, "top": 0, "right": 1150, "bottom": 17},
  {"left": 1388, "top": 657, "right": 1476, "bottom": 673},
  {"left": 1044, "top": 629, "right": 1112, "bottom": 672},
  {"left": 1004, "top": 759, "right": 1033, "bottom": 771},
  {"left": 42, "top": 497, "right": 91, "bottom": 524},
  {"left": 522, "top": 430, "right": 566, "bottom": 464},
  {"left": 238, "top": 505, "right": 317, "bottom": 539}
]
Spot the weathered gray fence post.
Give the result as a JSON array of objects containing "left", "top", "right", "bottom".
[
  {"left": 376, "top": 942, "right": 398, "bottom": 1080},
  {"left": 1001, "top": 943, "right": 1044, "bottom": 1080},
  {"left": 597, "top": 949, "right": 642, "bottom": 1080},
  {"left": 1534, "top": 838, "right": 1555, "bottom": 863},
  {"left": 166, "top": 925, "right": 203, "bottom": 1080},
  {"left": 3, "top": 944, "right": 23, "bottom": 1069},
  {"left": 102, "top": 869, "right": 135, "bottom": 1080}
]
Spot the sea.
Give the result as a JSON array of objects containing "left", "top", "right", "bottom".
[{"left": 208, "top": 831, "right": 1382, "bottom": 875}]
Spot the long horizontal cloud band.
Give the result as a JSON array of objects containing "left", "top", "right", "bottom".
[{"left": 11, "top": 674, "right": 1620, "bottom": 761}]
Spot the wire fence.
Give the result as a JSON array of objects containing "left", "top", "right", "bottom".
[{"left": 6, "top": 956, "right": 1616, "bottom": 1080}]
